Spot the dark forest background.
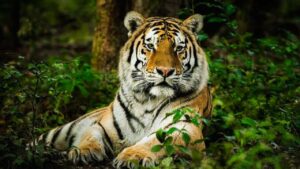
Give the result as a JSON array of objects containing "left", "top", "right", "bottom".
[{"left": 0, "top": 0, "right": 299, "bottom": 169}]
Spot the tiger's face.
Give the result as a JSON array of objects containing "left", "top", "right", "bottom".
[{"left": 120, "top": 12, "right": 208, "bottom": 99}]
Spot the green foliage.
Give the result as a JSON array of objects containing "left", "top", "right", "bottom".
[
  {"left": 202, "top": 29, "right": 300, "bottom": 168},
  {"left": 151, "top": 108, "right": 207, "bottom": 165},
  {"left": 18, "top": 0, "right": 96, "bottom": 51},
  {"left": 0, "top": 55, "right": 118, "bottom": 168}
]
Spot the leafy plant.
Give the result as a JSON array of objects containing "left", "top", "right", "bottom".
[
  {"left": 151, "top": 108, "right": 209, "bottom": 168},
  {"left": 0, "top": 55, "right": 119, "bottom": 168}
]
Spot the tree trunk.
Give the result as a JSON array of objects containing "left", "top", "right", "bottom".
[{"left": 92, "top": 0, "right": 129, "bottom": 71}]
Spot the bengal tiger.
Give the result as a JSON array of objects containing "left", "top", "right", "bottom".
[{"left": 30, "top": 11, "right": 212, "bottom": 168}]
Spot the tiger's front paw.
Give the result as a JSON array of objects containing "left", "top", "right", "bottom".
[
  {"left": 113, "top": 145, "right": 158, "bottom": 169},
  {"left": 67, "top": 145, "right": 105, "bottom": 164}
]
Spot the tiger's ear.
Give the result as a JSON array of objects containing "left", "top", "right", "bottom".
[
  {"left": 124, "top": 11, "right": 145, "bottom": 37},
  {"left": 182, "top": 14, "right": 204, "bottom": 34}
]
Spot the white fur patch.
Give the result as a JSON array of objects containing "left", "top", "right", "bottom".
[{"left": 149, "top": 86, "right": 175, "bottom": 98}]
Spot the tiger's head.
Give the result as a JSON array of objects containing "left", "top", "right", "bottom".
[{"left": 119, "top": 11, "right": 208, "bottom": 100}]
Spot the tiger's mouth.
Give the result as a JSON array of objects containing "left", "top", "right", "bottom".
[
  {"left": 156, "top": 81, "right": 172, "bottom": 88},
  {"left": 147, "top": 79, "right": 178, "bottom": 98}
]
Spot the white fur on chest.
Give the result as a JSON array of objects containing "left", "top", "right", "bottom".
[{"left": 112, "top": 92, "right": 174, "bottom": 146}]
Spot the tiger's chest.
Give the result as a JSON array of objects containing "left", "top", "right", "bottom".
[{"left": 112, "top": 96, "right": 175, "bottom": 146}]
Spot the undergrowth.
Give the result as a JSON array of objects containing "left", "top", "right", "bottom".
[{"left": 0, "top": 1, "right": 300, "bottom": 169}]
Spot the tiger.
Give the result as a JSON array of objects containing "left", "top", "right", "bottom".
[{"left": 30, "top": 11, "right": 212, "bottom": 168}]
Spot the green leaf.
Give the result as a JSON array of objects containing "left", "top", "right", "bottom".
[
  {"left": 166, "top": 127, "right": 178, "bottom": 135},
  {"left": 201, "top": 117, "right": 209, "bottom": 125},
  {"left": 156, "top": 129, "right": 167, "bottom": 143},
  {"left": 162, "top": 111, "right": 175, "bottom": 121},
  {"left": 77, "top": 84, "right": 89, "bottom": 97},
  {"left": 225, "top": 4, "right": 236, "bottom": 15},
  {"left": 161, "top": 157, "right": 173, "bottom": 167},
  {"left": 173, "top": 111, "right": 184, "bottom": 122},
  {"left": 165, "top": 145, "right": 175, "bottom": 156},
  {"left": 184, "top": 114, "right": 191, "bottom": 122},
  {"left": 241, "top": 117, "right": 257, "bottom": 127},
  {"left": 164, "top": 136, "right": 173, "bottom": 145},
  {"left": 191, "top": 149, "right": 202, "bottom": 161},
  {"left": 208, "top": 17, "right": 226, "bottom": 23},
  {"left": 191, "top": 118, "right": 200, "bottom": 126},
  {"left": 182, "top": 132, "right": 191, "bottom": 145},
  {"left": 177, "top": 145, "right": 190, "bottom": 154},
  {"left": 198, "top": 33, "right": 208, "bottom": 41},
  {"left": 165, "top": 111, "right": 175, "bottom": 117},
  {"left": 151, "top": 144, "right": 163, "bottom": 152}
]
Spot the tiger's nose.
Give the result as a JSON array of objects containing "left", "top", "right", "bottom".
[{"left": 156, "top": 67, "right": 175, "bottom": 77}]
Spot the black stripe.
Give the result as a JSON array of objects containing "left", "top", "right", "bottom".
[
  {"left": 172, "top": 32, "right": 179, "bottom": 36},
  {"left": 117, "top": 94, "right": 136, "bottom": 132},
  {"left": 97, "top": 122, "right": 113, "bottom": 149},
  {"left": 185, "top": 47, "right": 192, "bottom": 71},
  {"left": 127, "top": 42, "right": 134, "bottom": 63},
  {"left": 171, "top": 23, "right": 180, "bottom": 30},
  {"left": 136, "top": 41, "right": 141, "bottom": 58},
  {"left": 151, "top": 99, "right": 171, "bottom": 125},
  {"left": 169, "top": 28, "right": 179, "bottom": 33},
  {"left": 151, "top": 21, "right": 164, "bottom": 27},
  {"left": 112, "top": 113, "right": 124, "bottom": 140},
  {"left": 68, "top": 135, "right": 76, "bottom": 147},
  {"left": 192, "top": 44, "right": 198, "bottom": 67},
  {"left": 186, "top": 34, "right": 199, "bottom": 74},
  {"left": 134, "top": 58, "right": 142, "bottom": 70},
  {"left": 145, "top": 107, "right": 155, "bottom": 114},
  {"left": 89, "top": 149, "right": 98, "bottom": 161},
  {"left": 127, "top": 34, "right": 143, "bottom": 63},
  {"left": 65, "top": 122, "right": 76, "bottom": 142},
  {"left": 118, "top": 92, "right": 145, "bottom": 128},
  {"left": 152, "top": 28, "right": 160, "bottom": 31},
  {"left": 175, "top": 86, "right": 195, "bottom": 98},
  {"left": 177, "top": 91, "right": 201, "bottom": 105},
  {"left": 50, "top": 127, "right": 63, "bottom": 147},
  {"left": 153, "top": 31, "right": 160, "bottom": 35},
  {"left": 104, "top": 146, "right": 114, "bottom": 159}
]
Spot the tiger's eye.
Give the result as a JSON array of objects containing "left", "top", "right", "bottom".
[
  {"left": 146, "top": 44, "right": 154, "bottom": 50},
  {"left": 176, "top": 46, "right": 184, "bottom": 52}
]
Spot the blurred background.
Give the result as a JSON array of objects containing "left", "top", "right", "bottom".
[
  {"left": 1, "top": 0, "right": 299, "bottom": 68},
  {"left": 0, "top": 0, "right": 299, "bottom": 169}
]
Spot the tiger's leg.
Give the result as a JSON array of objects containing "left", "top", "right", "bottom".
[
  {"left": 30, "top": 108, "right": 115, "bottom": 164},
  {"left": 67, "top": 121, "right": 114, "bottom": 164},
  {"left": 65, "top": 108, "right": 117, "bottom": 164},
  {"left": 113, "top": 121, "right": 205, "bottom": 168},
  {"left": 30, "top": 121, "right": 110, "bottom": 164}
]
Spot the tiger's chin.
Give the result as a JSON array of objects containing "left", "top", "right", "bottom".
[{"left": 149, "top": 86, "right": 175, "bottom": 98}]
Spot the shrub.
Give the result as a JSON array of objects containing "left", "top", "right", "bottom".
[{"left": 0, "top": 55, "right": 118, "bottom": 168}]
